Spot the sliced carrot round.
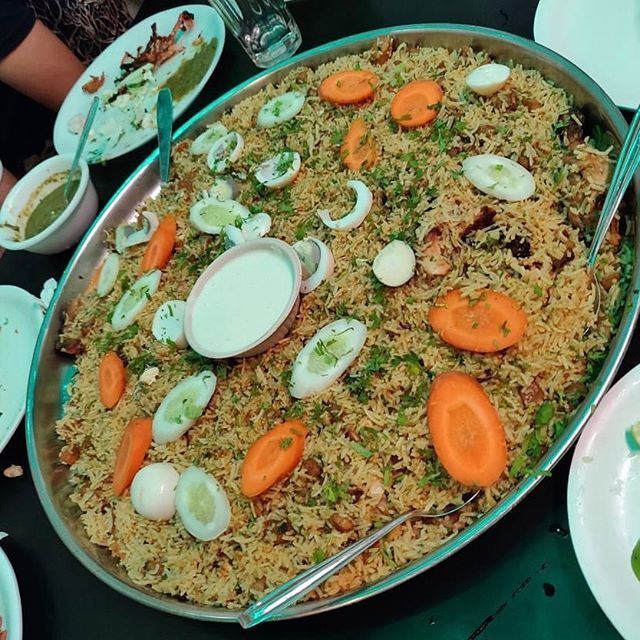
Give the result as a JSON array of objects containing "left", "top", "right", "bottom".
[
  {"left": 112, "top": 416, "right": 153, "bottom": 496},
  {"left": 319, "top": 70, "right": 378, "bottom": 105},
  {"left": 99, "top": 351, "right": 126, "bottom": 409},
  {"left": 140, "top": 215, "right": 176, "bottom": 273},
  {"left": 428, "top": 288, "right": 527, "bottom": 353},
  {"left": 241, "top": 420, "right": 308, "bottom": 497},
  {"left": 341, "top": 117, "right": 378, "bottom": 171},
  {"left": 390, "top": 80, "right": 444, "bottom": 128},
  {"left": 427, "top": 371, "right": 507, "bottom": 486}
]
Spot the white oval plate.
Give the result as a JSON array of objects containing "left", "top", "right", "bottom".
[
  {"left": 568, "top": 362, "right": 640, "bottom": 640},
  {"left": 534, "top": 0, "right": 640, "bottom": 110},
  {"left": 53, "top": 4, "right": 225, "bottom": 164},
  {"left": 0, "top": 546, "right": 22, "bottom": 640},
  {"left": 0, "top": 286, "right": 44, "bottom": 454}
]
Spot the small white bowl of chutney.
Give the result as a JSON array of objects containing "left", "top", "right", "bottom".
[
  {"left": 0, "top": 154, "right": 98, "bottom": 254},
  {"left": 185, "top": 238, "right": 302, "bottom": 359}
]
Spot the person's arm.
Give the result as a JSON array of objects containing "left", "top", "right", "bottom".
[
  {"left": 0, "top": 164, "right": 16, "bottom": 204},
  {"left": 0, "top": 19, "right": 85, "bottom": 111}
]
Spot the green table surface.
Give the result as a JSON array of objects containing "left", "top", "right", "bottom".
[{"left": 0, "top": 0, "right": 634, "bottom": 638}]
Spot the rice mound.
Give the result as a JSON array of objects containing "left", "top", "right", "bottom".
[{"left": 56, "top": 40, "right": 627, "bottom": 608}]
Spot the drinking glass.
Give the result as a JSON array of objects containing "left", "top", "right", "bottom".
[{"left": 207, "top": 0, "right": 302, "bottom": 68}]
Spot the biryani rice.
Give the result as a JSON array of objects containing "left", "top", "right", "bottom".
[{"left": 56, "top": 40, "right": 627, "bottom": 607}]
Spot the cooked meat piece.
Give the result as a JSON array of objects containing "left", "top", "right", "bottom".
[
  {"left": 329, "top": 514, "right": 354, "bottom": 532},
  {"left": 421, "top": 226, "right": 451, "bottom": 276},
  {"left": 273, "top": 519, "right": 294, "bottom": 544},
  {"left": 348, "top": 486, "right": 364, "bottom": 502},
  {"left": 446, "top": 146, "right": 462, "bottom": 157},
  {"left": 56, "top": 336, "right": 85, "bottom": 355},
  {"left": 579, "top": 152, "right": 610, "bottom": 190},
  {"left": 476, "top": 124, "right": 495, "bottom": 136},
  {"left": 563, "top": 113, "right": 584, "bottom": 149},
  {"left": 460, "top": 206, "right": 498, "bottom": 240},
  {"left": 609, "top": 215, "right": 621, "bottom": 249},
  {"left": 506, "top": 235, "right": 531, "bottom": 258},
  {"left": 82, "top": 73, "right": 106, "bottom": 94},
  {"left": 517, "top": 154, "right": 531, "bottom": 170},
  {"left": 3, "top": 464, "right": 23, "bottom": 478},
  {"left": 120, "top": 10, "right": 194, "bottom": 73},
  {"left": 502, "top": 89, "right": 519, "bottom": 112},
  {"left": 301, "top": 458, "right": 323, "bottom": 478},
  {"left": 519, "top": 378, "right": 544, "bottom": 405},
  {"left": 523, "top": 98, "right": 543, "bottom": 110},
  {"left": 59, "top": 445, "right": 80, "bottom": 466},
  {"left": 600, "top": 271, "right": 620, "bottom": 290},
  {"left": 551, "top": 242, "right": 575, "bottom": 272},
  {"left": 370, "top": 36, "right": 396, "bottom": 65}
]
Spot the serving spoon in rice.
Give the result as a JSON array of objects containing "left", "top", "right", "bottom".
[
  {"left": 586, "top": 106, "right": 640, "bottom": 328},
  {"left": 238, "top": 489, "right": 480, "bottom": 628}
]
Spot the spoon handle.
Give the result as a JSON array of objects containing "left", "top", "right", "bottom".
[
  {"left": 237, "top": 509, "right": 419, "bottom": 629},
  {"left": 157, "top": 88, "right": 173, "bottom": 184},
  {"left": 64, "top": 96, "right": 100, "bottom": 200},
  {"left": 237, "top": 490, "right": 479, "bottom": 628},
  {"left": 587, "top": 106, "right": 640, "bottom": 269}
]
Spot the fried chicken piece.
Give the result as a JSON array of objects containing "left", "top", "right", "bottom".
[{"left": 82, "top": 73, "right": 106, "bottom": 94}]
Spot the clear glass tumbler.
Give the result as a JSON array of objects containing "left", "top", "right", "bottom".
[{"left": 208, "top": 0, "right": 302, "bottom": 68}]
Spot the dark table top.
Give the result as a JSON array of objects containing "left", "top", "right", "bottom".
[{"left": 0, "top": 0, "right": 634, "bottom": 638}]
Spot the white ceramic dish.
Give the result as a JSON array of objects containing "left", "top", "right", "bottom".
[
  {"left": 54, "top": 5, "right": 225, "bottom": 164},
  {"left": 0, "top": 287, "right": 44, "bottom": 454},
  {"left": 185, "top": 238, "right": 302, "bottom": 359},
  {"left": 534, "top": 0, "right": 640, "bottom": 110},
  {"left": 568, "top": 362, "right": 640, "bottom": 640},
  {"left": 0, "top": 546, "right": 22, "bottom": 640},
  {"left": 0, "top": 155, "right": 98, "bottom": 255}
]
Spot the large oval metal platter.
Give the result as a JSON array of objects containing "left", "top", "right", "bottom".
[{"left": 26, "top": 24, "right": 640, "bottom": 622}]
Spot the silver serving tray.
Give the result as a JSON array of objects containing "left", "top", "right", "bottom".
[{"left": 26, "top": 24, "right": 640, "bottom": 623}]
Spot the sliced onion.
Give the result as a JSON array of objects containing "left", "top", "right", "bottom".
[
  {"left": 462, "top": 154, "right": 536, "bottom": 201},
  {"left": 465, "top": 63, "right": 511, "bottom": 96},
  {"left": 175, "top": 466, "right": 231, "bottom": 541},
  {"left": 111, "top": 269, "right": 161, "bottom": 331},
  {"left": 96, "top": 252, "right": 120, "bottom": 297},
  {"left": 207, "top": 131, "right": 244, "bottom": 173},
  {"left": 318, "top": 180, "right": 372, "bottom": 231},
  {"left": 115, "top": 210, "right": 159, "bottom": 254},
  {"left": 372, "top": 240, "right": 416, "bottom": 287},
  {"left": 152, "top": 371, "right": 217, "bottom": 445},
  {"left": 152, "top": 300, "right": 187, "bottom": 348},
  {"left": 290, "top": 318, "right": 367, "bottom": 399},
  {"left": 292, "top": 237, "right": 335, "bottom": 293},
  {"left": 189, "top": 198, "right": 250, "bottom": 235},
  {"left": 254, "top": 151, "right": 301, "bottom": 189},
  {"left": 190, "top": 122, "right": 228, "bottom": 155},
  {"left": 257, "top": 91, "right": 306, "bottom": 128}
]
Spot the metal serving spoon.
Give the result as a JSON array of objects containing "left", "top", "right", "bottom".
[
  {"left": 63, "top": 96, "right": 100, "bottom": 203},
  {"left": 586, "top": 105, "right": 640, "bottom": 323},
  {"left": 237, "top": 489, "right": 480, "bottom": 628}
]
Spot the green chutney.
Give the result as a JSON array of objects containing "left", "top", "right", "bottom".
[
  {"left": 23, "top": 175, "right": 80, "bottom": 240},
  {"left": 632, "top": 539, "right": 640, "bottom": 581},
  {"left": 162, "top": 38, "right": 217, "bottom": 102}
]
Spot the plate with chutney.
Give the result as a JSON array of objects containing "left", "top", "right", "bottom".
[{"left": 53, "top": 5, "right": 225, "bottom": 164}]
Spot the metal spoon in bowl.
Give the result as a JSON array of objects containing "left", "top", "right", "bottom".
[
  {"left": 63, "top": 96, "right": 100, "bottom": 203},
  {"left": 237, "top": 489, "right": 480, "bottom": 628},
  {"left": 586, "top": 105, "right": 640, "bottom": 324}
]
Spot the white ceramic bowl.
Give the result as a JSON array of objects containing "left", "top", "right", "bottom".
[
  {"left": 0, "top": 154, "right": 98, "bottom": 254},
  {"left": 185, "top": 238, "right": 302, "bottom": 359}
]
